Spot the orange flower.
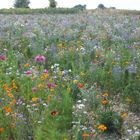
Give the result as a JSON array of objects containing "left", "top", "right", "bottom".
[
  {"left": 24, "top": 63, "right": 30, "bottom": 67},
  {"left": 7, "top": 93, "right": 14, "bottom": 98},
  {"left": 0, "top": 127, "right": 5, "bottom": 133},
  {"left": 97, "top": 124, "right": 107, "bottom": 131},
  {"left": 2, "top": 84, "right": 12, "bottom": 92},
  {"left": 10, "top": 100, "right": 17, "bottom": 105},
  {"left": 40, "top": 73, "right": 49, "bottom": 80},
  {"left": 101, "top": 99, "right": 108, "bottom": 105},
  {"left": 47, "top": 94, "right": 54, "bottom": 102},
  {"left": 4, "top": 106, "right": 12, "bottom": 113},
  {"left": 31, "top": 76, "right": 35, "bottom": 80},
  {"left": 12, "top": 84, "right": 17, "bottom": 89},
  {"left": 82, "top": 133, "right": 89, "bottom": 137},
  {"left": 77, "top": 83, "right": 84, "bottom": 88}
]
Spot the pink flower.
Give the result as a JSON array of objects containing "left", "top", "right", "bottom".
[
  {"left": 0, "top": 55, "right": 6, "bottom": 61},
  {"left": 25, "top": 70, "right": 31, "bottom": 76},
  {"left": 35, "top": 55, "right": 45, "bottom": 63},
  {"left": 32, "top": 87, "right": 37, "bottom": 93},
  {"left": 44, "top": 69, "right": 48, "bottom": 74}
]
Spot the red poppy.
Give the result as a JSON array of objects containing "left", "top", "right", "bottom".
[
  {"left": 77, "top": 83, "right": 84, "bottom": 88},
  {"left": 50, "top": 111, "right": 58, "bottom": 116}
]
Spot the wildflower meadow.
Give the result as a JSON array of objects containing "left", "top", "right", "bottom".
[{"left": 0, "top": 9, "right": 140, "bottom": 140}]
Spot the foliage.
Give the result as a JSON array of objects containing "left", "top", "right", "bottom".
[
  {"left": 14, "top": 0, "right": 30, "bottom": 8},
  {"left": 97, "top": 111, "right": 123, "bottom": 133},
  {"left": 0, "top": 8, "right": 80, "bottom": 14},
  {"left": 98, "top": 4, "right": 106, "bottom": 9},
  {"left": 73, "top": 4, "right": 86, "bottom": 11},
  {"left": 49, "top": 0, "right": 57, "bottom": 8}
]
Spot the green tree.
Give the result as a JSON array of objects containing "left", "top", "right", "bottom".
[
  {"left": 14, "top": 0, "right": 30, "bottom": 8},
  {"left": 49, "top": 0, "right": 57, "bottom": 8},
  {"left": 98, "top": 4, "right": 106, "bottom": 9}
]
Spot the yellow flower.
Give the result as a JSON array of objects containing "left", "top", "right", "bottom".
[
  {"left": 73, "top": 80, "right": 78, "bottom": 84},
  {"left": 124, "top": 61, "right": 129, "bottom": 65},
  {"left": 50, "top": 88, "right": 54, "bottom": 92},
  {"left": 58, "top": 71, "right": 62, "bottom": 76},
  {"left": 108, "top": 71, "right": 111, "bottom": 74},
  {"left": 80, "top": 72, "right": 86, "bottom": 77},
  {"left": 32, "top": 97, "right": 38, "bottom": 102},
  {"left": 67, "top": 87, "right": 71, "bottom": 93},
  {"left": 37, "top": 83, "right": 44, "bottom": 88},
  {"left": 48, "top": 94, "right": 54, "bottom": 102},
  {"left": 121, "top": 112, "right": 128, "bottom": 118},
  {"left": 112, "top": 61, "right": 116, "bottom": 65},
  {"left": 133, "top": 45, "right": 138, "bottom": 48},
  {"left": 61, "top": 84, "right": 65, "bottom": 87},
  {"left": 125, "top": 97, "right": 132, "bottom": 103},
  {"left": 102, "top": 92, "right": 109, "bottom": 97}
]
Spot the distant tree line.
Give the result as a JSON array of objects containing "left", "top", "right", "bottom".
[
  {"left": 73, "top": 4, "right": 86, "bottom": 11},
  {"left": 14, "top": 0, "right": 57, "bottom": 8},
  {"left": 13, "top": 0, "right": 115, "bottom": 10},
  {"left": 14, "top": 0, "right": 30, "bottom": 8},
  {"left": 97, "top": 4, "right": 116, "bottom": 10}
]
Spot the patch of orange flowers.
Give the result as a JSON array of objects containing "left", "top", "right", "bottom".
[
  {"left": 2, "top": 84, "right": 11, "bottom": 92},
  {"left": 101, "top": 99, "right": 108, "bottom": 105},
  {"left": 4, "top": 106, "right": 12, "bottom": 113},
  {"left": 97, "top": 124, "right": 107, "bottom": 131},
  {"left": 82, "top": 133, "right": 90, "bottom": 137},
  {"left": 0, "top": 127, "right": 5, "bottom": 133},
  {"left": 24, "top": 63, "right": 30, "bottom": 67},
  {"left": 40, "top": 73, "right": 49, "bottom": 80}
]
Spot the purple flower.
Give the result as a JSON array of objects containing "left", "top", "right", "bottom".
[
  {"left": 0, "top": 55, "right": 6, "bottom": 60},
  {"left": 16, "top": 99, "right": 23, "bottom": 105},
  {"left": 127, "top": 65, "right": 137, "bottom": 73},
  {"left": 127, "top": 46, "right": 132, "bottom": 49},
  {"left": 35, "top": 55, "right": 45, "bottom": 63},
  {"left": 47, "top": 83, "right": 56, "bottom": 88},
  {"left": 112, "top": 66, "right": 122, "bottom": 73},
  {"left": 0, "top": 99, "right": 2, "bottom": 104}
]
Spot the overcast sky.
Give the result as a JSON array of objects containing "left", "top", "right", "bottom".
[{"left": 0, "top": 0, "right": 140, "bottom": 10}]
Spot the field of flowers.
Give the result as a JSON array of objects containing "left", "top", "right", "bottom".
[{"left": 0, "top": 10, "right": 140, "bottom": 140}]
